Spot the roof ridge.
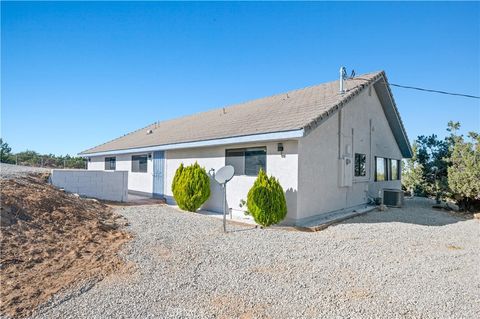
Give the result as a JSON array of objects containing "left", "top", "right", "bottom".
[
  {"left": 302, "top": 71, "right": 385, "bottom": 133},
  {"left": 81, "top": 121, "right": 158, "bottom": 154},
  {"left": 79, "top": 70, "right": 385, "bottom": 155},
  {"left": 216, "top": 70, "right": 384, "bottom": 111},
  {"left": 137, "top": 71, "right": 383, "bottom": 125}
]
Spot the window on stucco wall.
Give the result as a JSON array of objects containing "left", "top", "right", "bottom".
[
  {"left": 375, "top": 157, "right": 387, "bottom": 181},
  {"left": 354, "top": 153, "right": 366, "bottom": 177},
  {"left": 376, "top": 157, "right": 401, "bottom": 181},
  {"left": 226, "top": 147, "right": 266, "bottom": 176},
  {"left": 390, "top": 159, "right": 401, "bottom": 180},
  {"left": 104, "top": 157, "right": 116, "bottom": 170},
  {"left": 131, "top": 155, "right": 148, "bottom": 173}
]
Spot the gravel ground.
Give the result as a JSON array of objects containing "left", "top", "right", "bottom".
[
  {"left": 0, "top": 163, "right": 50, "bottom": 179},
  {"left": 31, "top": 197, "right": 479, "bottom": 319}
]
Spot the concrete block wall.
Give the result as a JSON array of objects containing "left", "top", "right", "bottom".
[{"left": 51, "top": 169, "right": 128, "bottom": 202}]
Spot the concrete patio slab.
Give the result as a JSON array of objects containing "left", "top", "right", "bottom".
[{"left": 296, "top": 205, "right": 377, "bottom": 231}]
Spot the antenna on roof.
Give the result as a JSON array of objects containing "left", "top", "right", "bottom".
[
  {"left": 339, "top": 67, "right": 356, "bottom": 93},
  {"left": 339, "top": 66, "right": 347, "bottom": 94}
]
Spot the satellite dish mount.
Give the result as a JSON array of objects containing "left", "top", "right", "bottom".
[{"left": 213, "top": 165, "right": 235, "bottom": 232}]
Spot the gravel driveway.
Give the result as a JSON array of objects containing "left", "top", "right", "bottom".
[{"left": 32, "top": 198, "right": 479, "bottom": 319}]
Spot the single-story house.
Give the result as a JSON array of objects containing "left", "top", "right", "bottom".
[{"left": 79, "top": 70, "right": 412, "bottom": 225}]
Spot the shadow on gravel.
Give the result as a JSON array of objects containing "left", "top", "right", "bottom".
[
  {"left": 341, "top": 197, "right": 470, "bottom": 227},
  {"left": 227, "top": 226, "right": 258, "bottom": 233}
]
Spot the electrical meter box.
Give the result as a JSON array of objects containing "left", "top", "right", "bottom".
[{"left": 338, "top": 157, "right": 353, "bottom": 187}]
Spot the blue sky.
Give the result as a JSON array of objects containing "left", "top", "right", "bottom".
[{"left": 2, "top": 1, "right": 479, "bottom": 155}]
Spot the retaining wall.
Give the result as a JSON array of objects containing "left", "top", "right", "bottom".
[{"left": 51, "top": 169, "right": 128, "bottom": 202}]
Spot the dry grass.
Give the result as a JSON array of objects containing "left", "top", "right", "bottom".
[{"left": 446, "top": 245, "right": 463, "bottom": 250}]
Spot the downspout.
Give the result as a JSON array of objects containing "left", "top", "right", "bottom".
[
  {"left": 338, "top": 110, "right": 342, "bottom": 159},
  {"left": 351, "top": 128, "right": 354, "bottom": 158},
  {"left": 367, "top": 118, "right": 374, "bottom": 201},
  {"left": 347, "top": 128, "right": 354, "bottom": 207},
  {"left": 338, "top": 108, "right": 349, "bottom": 206},
  {"left": 369, "top": 119, "right": 373, "bottom": 180}
]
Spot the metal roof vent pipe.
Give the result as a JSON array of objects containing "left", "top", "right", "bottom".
[{"left": 339, "top": 66, "right": 347, "bottom": 94}]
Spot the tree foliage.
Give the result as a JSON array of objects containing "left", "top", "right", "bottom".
[
  {"left": 172, "top": 162, "right": 211, "bottom": 212},
  {"left": 0, "top": 139, "right": 86, "bottom": 168},
  {"left": 13, "top": 151, "right": 86, "bottom": 168},
  {"left": 0, "top": 139, "right": 15, "bottom": 164},
  {"left": 403, "top": 122, "right": 480, "bottom": 212},
  {"left": 402, "top": 122, "right": 461, "bottom": 199},
  {"left": 247, "top": 169, "right": 287, "bottom": 227},
  {"left": 415, "top": 133, "right": 450, "bottom": 197},
  {"left": 448, "top": 132, "right": 480, "bottom": 211},
  {"left": 402, "top": 143, "right": 427, "bottom": 196}
]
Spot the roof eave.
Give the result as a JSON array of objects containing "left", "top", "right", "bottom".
[
  {"left": 373, "top": 73, "right": 413, "bottom": 158},
  {"left": 302, "top": 71, "right": 412, "bottom": 158},
  {"left": 78, "top": 128, "right": 305, "bottom": 157},
  {"left": 302, "top": 71, "right": 384, "bottom": 135}
]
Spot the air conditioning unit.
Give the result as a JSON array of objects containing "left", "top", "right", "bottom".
[{"left": 382, "top": 189, "right": 404, "bottom": 207}]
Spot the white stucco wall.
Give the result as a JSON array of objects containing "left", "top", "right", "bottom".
[
  {"left": 87, "top": 152, "right": 153, "bottom": 194},
  {"left": 164, "top": 140, "right": 299, "bottom": 218},
  {"left": 297, "top": 86, "right": 403, "bottom": 221}
]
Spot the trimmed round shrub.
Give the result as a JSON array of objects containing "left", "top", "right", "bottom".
[
  {"left": 172, "top": 162, "right": 210, "bottom": 212},
  {"left": 247, "top": 169, "right": 287, "bottom": 227}
]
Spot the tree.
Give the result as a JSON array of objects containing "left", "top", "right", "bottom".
[
  {"left": 448, "top": 132, "right": 480, "bottom": 212},
  {"left": 402, "top": 142, "right": 428, "bottom": 196},
  {"left": 446, "top": 120, "right": 461, "bottom": 139},
  {"left": 0, "top": 140, "right": 86, "bottom": 168},
  {"left": 403, "top": 122, "right": 467, "bottom": 199},
  {"left": 414, "top": 134, "right": 450, "bottom": 198},
  {"left": 247, "top": 169, "right": 287, "bottom": 227},
  {"left": 171, "top": 162, "right": 211, "bottom": 212},
  {"left": 0, "top": 139, "right": 15, "bottom": 164},
  {"left": 16, "top": 150, "right": 41, "bottom": 166}
]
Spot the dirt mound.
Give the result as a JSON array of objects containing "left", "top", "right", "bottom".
[{"left": 0, "top": 174, "right": 132, "bottom": 318}]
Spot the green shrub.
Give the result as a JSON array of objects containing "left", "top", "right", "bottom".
[
  {"left": 448, "top": 132, "right": 480, "bottom": 212},
  {"left": 247, "top": 169, "right": 287, "bottom": 227},
  {"left": 172, "top": 162, "right": 211, "bottom": 212}
]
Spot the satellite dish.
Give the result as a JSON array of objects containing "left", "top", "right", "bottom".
[
  {"left": 215, "top": 165, "right": 234, "bottom": 185},
  {"left": 213, "top": 165, "right": 235, "bottom": 233}
]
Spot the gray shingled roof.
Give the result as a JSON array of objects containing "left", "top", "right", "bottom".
[{"left": 80, "top": 71, "right": 411, "bottom": 157}]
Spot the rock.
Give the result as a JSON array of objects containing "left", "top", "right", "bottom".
[
  {"left": 446, "top": 202, "right": 459, "bottom": 212},
  {"left": 378, "top": 204, "right": 388, "bottom": 211}
]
